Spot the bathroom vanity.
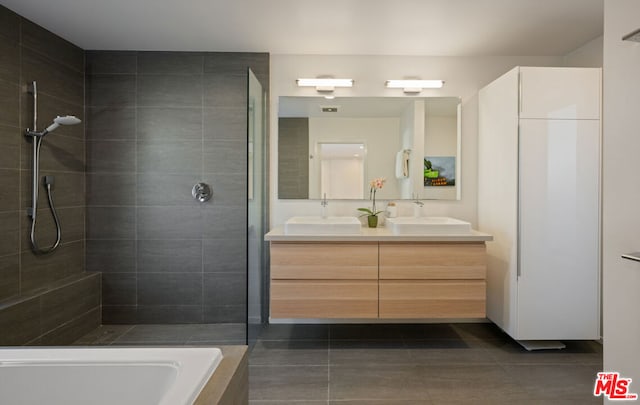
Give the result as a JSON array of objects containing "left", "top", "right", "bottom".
[{"left": 264, "top": 225, "right": 492, "bottom": 321}]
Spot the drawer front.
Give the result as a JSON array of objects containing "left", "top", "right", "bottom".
[
  {"left": 379, "top": 243, "right": 486, "bottom": 280},
  {"left": 271, "top": 242, "right": 378, "bottom": 280},
  {"left": 271, "top": 280, "right": 378, "bottom": 318},
  {"left": 379, "top": 280, "right": 486, "bottom": 318}
]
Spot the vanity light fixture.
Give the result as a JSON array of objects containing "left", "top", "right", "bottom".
[
  {"left": 296, "top": 78, "right": 353, "bottom": 99},
  {"left": 385, "top": 79, "right": 444, "bottom": 94}
]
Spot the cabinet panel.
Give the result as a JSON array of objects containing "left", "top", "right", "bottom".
[
  {"left": 271, "top": 242, "right": 378, "bottom": 280},
  {"left": 270, "top": 280, "right": 378, "bottom": 318},
  {"left": 379, "top": 243, "right": 486, "bottom": 280},
  {"left": 520, "top": 67, "right": 600, "bottom": 120},
  {"left": 379, "top": 280, "right": 486, "bottom": 318}
]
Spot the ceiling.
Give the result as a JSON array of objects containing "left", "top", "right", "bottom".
[{"left": 0, "top": 0, "right": 603, "bottom": 56}]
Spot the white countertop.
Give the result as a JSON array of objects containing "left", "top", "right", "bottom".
[{"left": 264, "top": 226, "right": 493, "bottom": 242}]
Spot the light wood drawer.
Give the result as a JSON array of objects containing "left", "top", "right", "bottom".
[
  {"left": 379, "top": 280, "right": 486, "bottom": 318},
  {"left": 270, "top": 280, "right": 378, "bottom": 318},
  {"left": 271, "top": 242, "right": 378, "bottom": 280},
  {"left": 379, "top": 242, "right": 486, "bottom": 280}
]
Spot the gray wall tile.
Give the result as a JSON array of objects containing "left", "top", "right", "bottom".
[
  {"left": 204, "top": 272, "right": 246, "bottom": 307},
  {"left": 0, "top": 125, "right": 20, "bottom": 169},
  {"left": 0, "top": 169, "right": 19, "bottom": 211},
  {"left": 102, "top": 305, "right": 137, "bottom": 324},
  {"left": 0, "top": 39, "right": 19, "bottom": 83},
  {"left": 41, "top": 274, "right": 101, "bottom": 332},
  {"left": 204, "top": 74, "right": 246, "bottom": 107},
  {"left": 137, "top": 273, "right": 203, "bottom": 305},
  {"left": 204, "top": 304, "right": 245, "bottom": 323},
  {"left": 102, "top": 273, "right": 136, "bottom": 305},
  {"left": 137, "top": 239, "right": 202, "bottom": 273},
  {"left": 86, "top": 74, "right": 136, "bottom": 107},
  {"left": 21, "top": 48, "right": 84, "bottom": 106},
  {"left": 20, "top": 92, "right": 84, "bottom": 140},
  {"left": 203, "top": 238, "right": 246, "bottom": 273},
  {"left": 87, "top": 207, "right": 135, "bottom": 240},
  {"left": 38, "top": 307, "right": 101, "bottom": 346},
  {"left": 0, "top": 211, "right": 19, "bottom": 256},
  {"left": 0, "top": 5, "right": 20, "bottom": 41},
  {"left": 20, "top": 170, "right": 85, "bottom": 209},
  {"left": 86, "top": 107, "right": 136, "bottom": 140},
  {"left": 138, "top": 52, "right": 203, "bottom": 75},
  {"left": 86, "top": 140, "right": 136, "bottom": 173},
  {"left": 21, "top": 207, "right": 85, "bottom": 252},
  {"left": 137, "top": 206, "right": 202, "bottom": 239},
  {"left": 86, "top": 240, "right": 136, "bottom": 273},
  {"left": 0, "top": 254, "right": 19, "bottom": 301},
  {"left": 137, "top": 107, "right": 202, "bottom": 142},
  {"left": 203, "top": 106, "right": 246, "bottom": 141},
  {"left": 0, "top": 80, "right": 19, "bottom": 127},
  {"left": 204, "top": 173, "right": 246, "bottom": 206},
  {"left": 137, "top": 74, "right": 203, "bottom": 107},
  {"left": 21, "top": 133, "right": 85, "bottom": 172},
  {"left": 21, "top": 19, "right": 84, "bottom": 72},
  {"left": 0, "top": 296, "right": 40, "bottom": 345},
  {"left": 203, "top": 140, "right": 246, "bottom": 174},
  {"left": 202, "top": 205, "right": 246, "bottom": 239},
  {"left": 87, "top": 173, "right": 136, "bottom": 206},
  {"left": 136, "top": 173, "right": 201, "bottom": 206},
  {"left": 85, "top": 51, "right": 137, "bottom": 75},
  {"left": 137, "top": 141, "right": 202, "bottom": 174},
  {"left": 20, "top": 241, "right": 84, "bottom": 292}
]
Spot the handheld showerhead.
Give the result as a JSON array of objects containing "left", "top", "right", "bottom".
[{"left": 44, "top": 115, "right": 81, "bottom": 134}]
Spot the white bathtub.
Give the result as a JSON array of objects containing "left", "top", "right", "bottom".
[{"left": 0, "top": 347, "right": 223, "bottom": 405}]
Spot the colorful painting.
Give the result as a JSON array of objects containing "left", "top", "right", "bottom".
[{"left": 424, "top": 156, "right": 456, "bottom": 186}]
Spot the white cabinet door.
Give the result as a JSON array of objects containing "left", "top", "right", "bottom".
[
  {"left": 520, "top": 67, "right": 601, "bottom": 120},
  {"left": 517, "top": 119, "right": 600, "bottom": 340}
]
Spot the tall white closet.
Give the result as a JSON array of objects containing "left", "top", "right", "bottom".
[{"left": 478, "top": 67, "right": 601, "bottom": 344}]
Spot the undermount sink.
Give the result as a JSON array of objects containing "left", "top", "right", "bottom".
[
  {"left": 284, "top": 216, "right": 362, "bottom": 235},
  {"left": 386, "top": 216, "right": 472, "bottom": 235}
]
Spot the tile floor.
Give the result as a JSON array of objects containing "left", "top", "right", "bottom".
[{"left": 75, "top": 323, "right": 603, "bottom": 404}]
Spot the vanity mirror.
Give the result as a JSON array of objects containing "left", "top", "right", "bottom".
[{"left": 278, "top": 96, "right": 461, "bottom": 200}]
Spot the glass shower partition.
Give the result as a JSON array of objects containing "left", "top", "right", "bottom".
[{"left": 247, "top": 69, "right": 267, "bottom": 346}]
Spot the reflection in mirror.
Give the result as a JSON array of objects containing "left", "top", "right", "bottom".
[{"left": 278, "top": 96, "right": 461, "bottom": 200}]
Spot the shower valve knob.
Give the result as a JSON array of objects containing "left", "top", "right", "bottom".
[{"left": 192, "top": 182, "right": 212, "bottom": 203}]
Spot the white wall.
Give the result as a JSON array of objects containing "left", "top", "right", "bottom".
[
  {"left": 270, "top": 54, "right": 563, "bottom": 226},
  {"left": 564, "top": 36, "right": 604, "bottom": 67},
  {"left": 603, "top": 0, "right": 640, "bottom": 395},
  {"left": 424, "top": 114, "right": 458, "bottom": 200}
]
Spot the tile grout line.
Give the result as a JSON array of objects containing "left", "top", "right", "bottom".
[{"left": 133, "top": 52, "right": 139, "bottom": 316}]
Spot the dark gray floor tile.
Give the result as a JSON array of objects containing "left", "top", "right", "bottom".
[
  {"left": 258, "top": 324, "right": 330, "bottom": 341},
  {"left": 251, "top": 402, "right": 326, "bottom": 405},
  {"left": 136, "top": 305, "right": 205, "bottom": 326},
  {"left": 73, "top": 324, "right": 134, "bottom": 345},
  {"left": 329, "top": 324, "right": 407, "bottom": 340},
  {"left": 423, "top": 364, "right": 529, "bottom": 405},
  {"left": 330, "top": 340, "right": 411, "bottom": 365},
  {"left": 186, "top": 323, "right": 246, "bottom": 343},
  {"left": 250, "top": 340, "right": 328, "bottom": 366},
  {"left": 330, "top": 364, "right": 430, "bottom": 401},
  {"left": 250, "top": 365, "right": 328, "bottom": 401},
  {"left": 504, "top": 364, "right": 602, "bottom": 402},
  {"left": 406, "top": 342, "right": 495, "bottom": 365},
  {"left": 113, "top": 324, "right": 196, "bottom": 344},
  {"left": 485, "top": 339, "right": 603, "bottom": 365},
  {"left": 451, "top": 322, "right": 512, "bottom": 341}
]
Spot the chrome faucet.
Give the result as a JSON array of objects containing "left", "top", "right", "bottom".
[{"left": 321, "top": 193, "right": 329, "bottom": 218}]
